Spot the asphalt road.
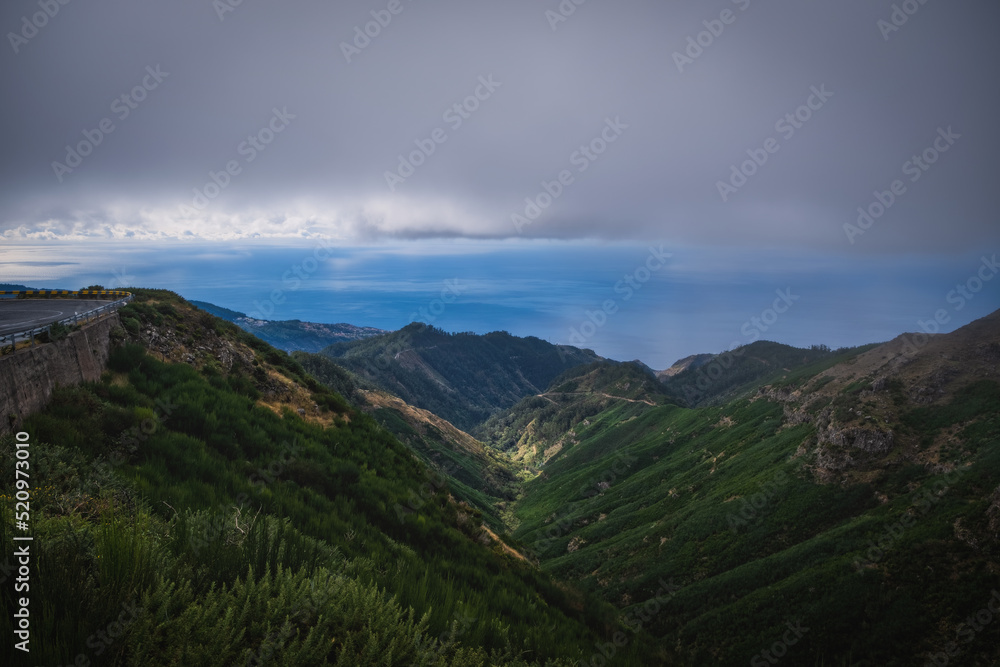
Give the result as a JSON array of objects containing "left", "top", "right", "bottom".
[{"left": 0, "top": 299, "right": 115, "bottom": 336}]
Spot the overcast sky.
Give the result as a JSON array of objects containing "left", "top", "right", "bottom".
[
  {"left": 1, "top": 1, "right": 998, "bottom": 367},
  {"left": 0, "top": 0, "right": 996, "bottom": 251}
]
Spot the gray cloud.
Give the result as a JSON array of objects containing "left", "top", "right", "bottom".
[{"left": 1, "top": 0, "right": 997, "bottom": 251}]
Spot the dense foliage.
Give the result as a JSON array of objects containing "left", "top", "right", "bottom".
[
  {"left": 0, "top": 291, "right": 638, "bottom": 666},
  {"left": 318, "top": 323, "right": 600, "bottom": 432},
  {"left": 659, "top": 340, "right": 878, "bottom": 407},
  {"left": 507, "top": 353, "right": 1000, "bottom": 665},
  {"left": 477, "top": 361, "right": 675, "bottom": 464}
]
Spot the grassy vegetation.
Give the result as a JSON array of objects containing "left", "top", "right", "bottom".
[
  {"left": 508, "top": 365, "right": 1000, "bottom": 665},
  {"left": 318, "top": 323, "right": 600, "bottom": 432},
  {"left": 659, "top": 340, "right": 880, "bottom": 407},
  {"left": 294, "top": 351, "right": 520, "bottom": 530},
  {"left": 0, "top": 290, "right": 644, "bottom": 666},
  {"left": 477, "top": 361, "right": 675, "bottom": 465},
  {"left": 3, "top": 288, "right": 997, "bottom": 666}
]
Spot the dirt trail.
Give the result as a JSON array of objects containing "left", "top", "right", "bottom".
[
  {"left": 538, "top": 391, "right": 657, "bottom": 407},
  {"left": 481, "top": 525, "right": 530, "bottom": 563}
]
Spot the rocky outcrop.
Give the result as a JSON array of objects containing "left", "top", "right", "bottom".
[
  {"left": 987, "top": 485, "right": 1000, "bottom": 543},
  {"left": 0, "top": 315, "right": 120, "bottom": 435},
  {"left": 818, "top": 426, "right": 895, "bottom": 455}
]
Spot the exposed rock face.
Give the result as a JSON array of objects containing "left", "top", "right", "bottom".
[
  {"left": 808, "top": 425, "right": 896, "bottom": 479},
  {"left": 987, "top": 486, "right": 1000, "bottom": 543},
  {"left": 0, "top": 315, "right": 120, "bottom": 435},
  {"left": 818, "top": 426, "right": 895, "bottom": 455}
]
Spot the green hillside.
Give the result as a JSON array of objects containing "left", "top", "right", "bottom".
[
  {"left": 0, "top": 289, "right": 643, "bottom": 666},
  {"left": 317, "top": 323, "right": 601, "bottom": 432},
  {"left": 293, "top": 351, "right": 520, "bottom": 530},
  {"left": 476, "top": 361, "right": 675, "bottom": 466},
  {"left": 503, "top": 315, "right": 1000, "bottom": 665},
  {"left": 658, "top": 340, "right": 878, "bottom": 407}
]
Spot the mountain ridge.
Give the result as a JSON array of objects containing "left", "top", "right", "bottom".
[
  {"left": 314, "top": 322, "right": 602, "bottom": 432},
  {"left": 190, "top": 299, "right": 386, "bottom": 353}
]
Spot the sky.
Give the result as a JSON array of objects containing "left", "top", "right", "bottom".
[{"left": 1, "top": 1, "right": 998, "bottom": 368}]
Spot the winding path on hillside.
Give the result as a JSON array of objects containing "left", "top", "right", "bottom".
[{"left": 536, "top": 391, "right": 657, "bottom": 407}]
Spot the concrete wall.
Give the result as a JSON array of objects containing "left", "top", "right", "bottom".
[{"left": 0, "top": 314, "right": 120, "bottom": 435}]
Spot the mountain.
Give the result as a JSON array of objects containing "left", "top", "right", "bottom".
[
  {"left": 7, "top": 286, "right": 998, "bottom": 666},
  {"left": 504, "top": 310, "right": 1000, "bottom": 666},
  {"left": 476, "top": 360, "right": 676, "bottom": 466},
  {"left": 1, "top": 289, "right": 645, "bottom": 666},
  {"left": 314, "top": 322, "right": 602, "bottom": 432},
  {"left": 293, "top": 351, "right": 520, "bottom": 530},
  {"left": 657, "top": 339, "right": 878, "bottom": 407},
  {"left": 655, "top": 352, "right": 714, "bottom": 378},
  {"left": 189, "top": 299, "right": 385, "bottom": 353}
]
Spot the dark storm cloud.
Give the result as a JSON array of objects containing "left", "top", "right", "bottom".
[{"left": 0, "top": 0, "right": 997, "bottom": 251}]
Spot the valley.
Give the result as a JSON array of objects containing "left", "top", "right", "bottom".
[{"left": 1, "top": 291, "right": 998, "bottom": 666}]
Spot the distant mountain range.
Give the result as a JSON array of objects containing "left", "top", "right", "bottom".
[
  {"left": 310, "top": 322, "right": 602, "bottom": 433},
  {"left": 657, "top": 340, "right": 878, "bottom": 406},
  {"left": 190, "top": 300, "right": 386, "bottom": 353}
]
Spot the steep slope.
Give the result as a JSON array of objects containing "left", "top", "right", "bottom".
[
  {"left": 511, "top": 311, "right": 1000, "bottom": 666},
  {"left": 655, "top": 353, "right": 715, "bottom": 379},
  {"left": 477, "top": 360, "right": 675, "bottom": 466},
  {"left": 0, "top": 289, "right": 643, "bottom": 667},
  {"left": 658, "top": 340, "right": 876, "bottom": 407},
  {"left": 316, "top": 322, "right": 601, "bottom": 432},
  {"left": 294, "top": 351, "right": 520, "bottom": 530},
  {"left": 190, "top": 299, "right": 385, "bottom": 353}
]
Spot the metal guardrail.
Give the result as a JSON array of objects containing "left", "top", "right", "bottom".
[{"left": 0, "top": 291, "right": 133, "bottom": 354}]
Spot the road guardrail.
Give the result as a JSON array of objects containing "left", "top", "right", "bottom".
[{"left": 0, "top": 291, "right": 133, "bottom": 354}]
